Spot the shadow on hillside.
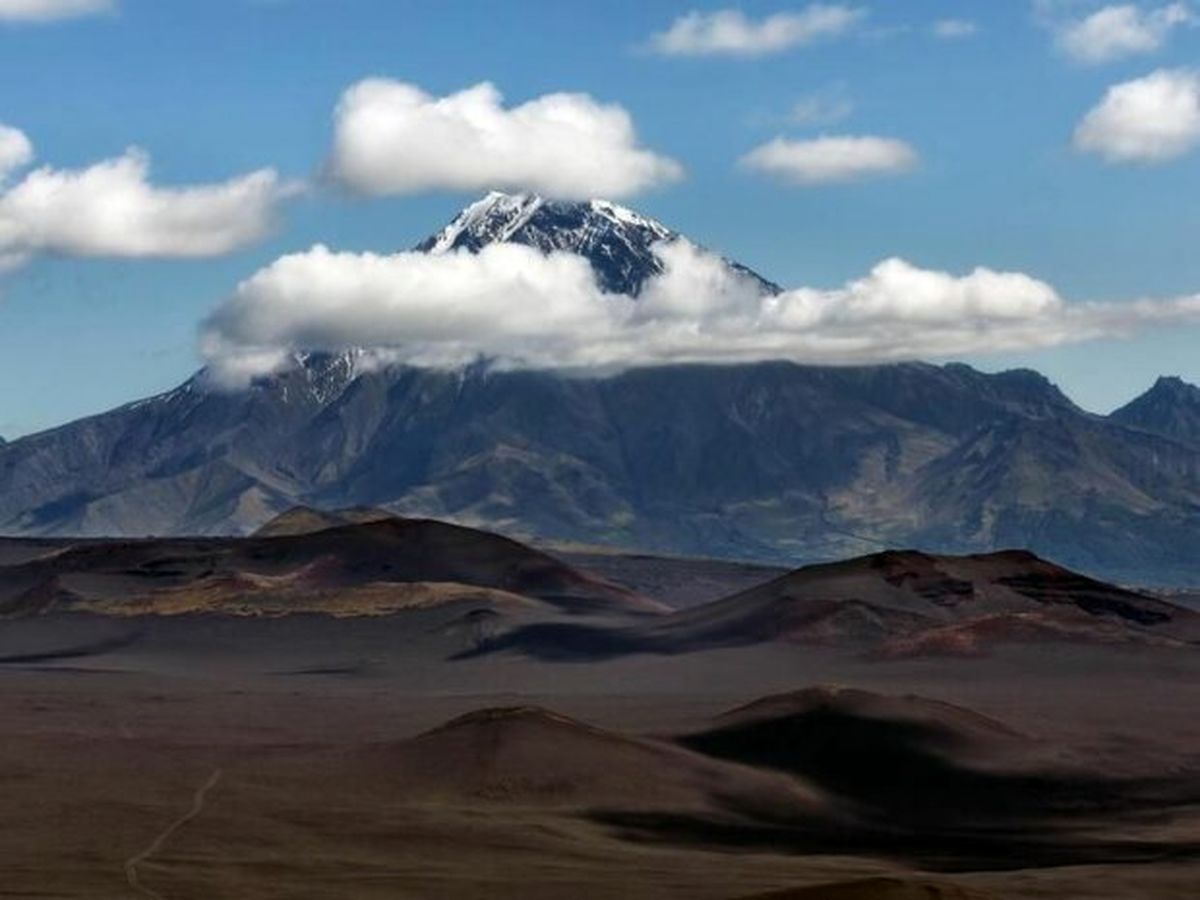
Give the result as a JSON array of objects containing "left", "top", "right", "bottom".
[{"left": 595, "top": 701, "right": 1200, "bottom": 871}]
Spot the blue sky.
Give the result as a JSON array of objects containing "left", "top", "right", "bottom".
[{"left": 2, "top": 0, "right": 1200, "bottom": 436}]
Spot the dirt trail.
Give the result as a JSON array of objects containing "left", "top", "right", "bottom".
[{"left": 123, "top": 768, "right": 222, "bottom": 900}]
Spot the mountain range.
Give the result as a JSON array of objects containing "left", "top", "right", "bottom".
[{"left": 1, "top": 192, "right": 1198, "bottom": 585}]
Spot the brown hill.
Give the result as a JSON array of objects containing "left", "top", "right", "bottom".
[
  {"left": 662, "top": 548, "right": 1191, "bottom": 643},
  {"left": 0, "top": 516, "right": 665, "bottom": 619},
  {"left": 710, "top": 686, "right": 1023, "bottom": 745},
  {"left": 335, "top": 705, "right": 821, "bottom": 814},
  {"left": 875, "top": 608, "right": 1192, "bottom": 659},
  {"left": 474, "top": 549, "right": 1198, "bottom": 660},
  {"left": 670, "top": 685, "right": 1200, "bottom": 849},
  {"left": 71, "top": 577, "right": 540, "bottom": 619},
  {"left": 675, "top": 686, "right": 1133, "bottom": 847},
  {"left": 732, "top": 878, "right": 995, "bottom": 900}
]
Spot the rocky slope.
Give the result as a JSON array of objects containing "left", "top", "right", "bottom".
[{"left": 1110, "top": 375, "right": 1200, "bottom": 448}]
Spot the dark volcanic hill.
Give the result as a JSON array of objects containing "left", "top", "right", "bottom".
[
  {"left": 0, "top": 514, "right": 663, "bottom": 618},
  {"left": 0, "top": 194, "right": 1197, "bottom": 585},
  {"left": 339, "top": 705, "right": 816, "bottom": 811},
  {"left": 473, "top": 549, "right": 1199, "bottom": 660},
  {"left": 673, "top": 687, "right": 1178, "bottom": 843}
]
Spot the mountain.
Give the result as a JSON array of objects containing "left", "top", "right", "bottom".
[
  {"left": 415, "top": 190, "right": 779, "bottom": 295},
  {"left": 1110, "top": 376, "right": 1200, "bottom": 448},
  {"left": 0, "top": 193, "right": 1197, "bottom": 585}
]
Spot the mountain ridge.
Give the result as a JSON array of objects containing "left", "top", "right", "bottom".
[
  {"left": 0, "top": 193, "right": 1197, "bottom": 585},
  {"left": 1, "top": 357, "right": 1196, "bottom": 584},
  {"left": 1110, "top": 375, "right": 1200, "bottom": 449}
]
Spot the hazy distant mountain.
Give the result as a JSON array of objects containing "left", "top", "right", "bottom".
[{"left": 0, "top": 193, "right": 1197, "bottom": 585}]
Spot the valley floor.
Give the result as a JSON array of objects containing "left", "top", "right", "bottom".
[{"left": 1, "top": 615, "right": 1198, "bottom": 899}]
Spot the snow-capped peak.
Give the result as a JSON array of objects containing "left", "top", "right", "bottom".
[
  {"left": 415, "top": 191, "right": 779, "bottom": 297},
  {"left": 424, "top": 191, "right": 547, "bottom": 255},
  {"left": 416, "top": 191, "right": 681, "bottom": 295},
  {"left": 586, "top": 197, "right": 671, "bottom": 238}
]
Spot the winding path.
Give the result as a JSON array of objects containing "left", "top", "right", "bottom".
[{"left": 124, "top": 768, "right": 223, "bottom": 900}]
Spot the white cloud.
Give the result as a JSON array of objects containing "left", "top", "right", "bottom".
[
  {"left": 327, "top": 79, "right": 683, "bottom": 200},
  {"left": 1074, "top": 68, "right": 1200, "bottom": 162},
  {"left": 647, "top": 5, "right": 865, "bottom": 57},
  {"left": 200, "top": 242, "right": 627, "bottom": 383},
  {"left": 932, "top": 19, "right": 979, "bottom": 39},
  {"left": 0, "top": 143, "right": 294, "bottom": 264},
  {"left": 200, "top": 238, "right": 1200, "bottom": 386},
  {"left": 1057, "top": 3, "right": 1193, "bottom": 64},
  {"left": 740, "top": 135, "right": 918, "bottom": 184},
  {"left": 0, "top": 125, "right": 33, "bottom": 180},
  {"left": 0, "top": 0, "right": 112, "bottom": 22}
]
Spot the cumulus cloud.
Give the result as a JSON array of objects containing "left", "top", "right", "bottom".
[
  {"left": 740, "top": 135, "right": 918, "bottom": 184},
  {"left": 0, "top": 0, "right": 112, "bottom": 22},
  {"left": 932, "top": 19, "right": 979, "bottom": 39},
  {"left": 1057, "top": 3, "right": 1193, "bottom": 64},
  {"left": 0, "top": 125, "right": 33, "bottom": 180},
  {"left": 327, "top": 79, "right": 683, "bottom": 200},
  {"left": 200, "top": 238, "right": 1200, "bottom": 386},
  {"left": 1074, "top": 68, "right": 1200, "bottom": 162},
  {"left": 201, "top": 242, "right": 624, "bottom": 382},
  {"left": 647, "top": 5, "right": 864, "bottom": 57},
  {"left": 0, "top": 143, "right": 295, "bottom": 265}
]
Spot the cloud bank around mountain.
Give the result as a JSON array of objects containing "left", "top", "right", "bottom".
[
  {"left": 1074, "top": 68, "right": 1200, "bottom": 162},
  {"left": 201, "top": 238, "right": 1200, "bottom": 387},
  {"left": 646, "top": 5, "right": 865, "bottom": 57},
  {"left": 0, "top": 0, "right": 111, "bottom": 22},
  {"left": 0, "top": 125, "right": 295, "bottom": 270},
  {"left": 1056, "top": 2, "right": 1193, "bottom": 64},
  {"left": 327, "top": 79, "right": 683, "bottom": 200},
  {"left": 740, "top": 136, "right": 918, "bottom": 184}
]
